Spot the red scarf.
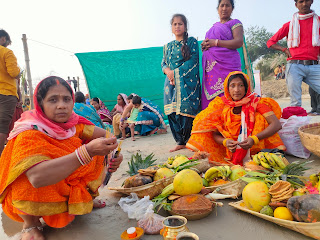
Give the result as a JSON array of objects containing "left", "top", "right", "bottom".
[{"left": 221, "top": 71, "right": 260, "bottom": 165}]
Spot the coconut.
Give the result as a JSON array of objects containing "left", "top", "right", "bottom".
[{"left": 171, "top": 194, "right": 213, "bottom": 217}]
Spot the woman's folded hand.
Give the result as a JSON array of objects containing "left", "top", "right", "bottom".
[
  {"left": 238, "top": 138, "right": 254, "bottom": 150},
  {"left": 226, "top": 139, "right": 238, "bottom": 153},
  {"left": 86, "top": 137, "right": 118, "bottom": 157}
]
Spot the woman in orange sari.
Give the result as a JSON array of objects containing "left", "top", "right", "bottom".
[
  {"left": 0, "top": 76, "right": 123, "bottom": 240},
  {"left": 187, "top": 71, "right": 285, "bottom": 165}
]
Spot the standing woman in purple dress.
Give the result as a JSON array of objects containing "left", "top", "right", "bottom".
[{"left": 201, "top": 0, "right": 244, "bottom": 109}]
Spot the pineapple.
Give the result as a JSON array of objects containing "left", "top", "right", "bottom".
[{"left": 127, "top": 153, "right": 157, "bottom": 176}]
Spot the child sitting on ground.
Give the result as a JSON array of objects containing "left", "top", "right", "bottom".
[{"left": 120, "top": 95, "right": 142, "bottom": 141}]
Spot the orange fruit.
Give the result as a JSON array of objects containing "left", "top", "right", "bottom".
[{"left": 274, "top": 207, "right": 294, "bottom": 221}]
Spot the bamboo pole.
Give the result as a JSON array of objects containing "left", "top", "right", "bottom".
[
  {"left": 22, "top": 34, "right": 34, "bottom": 109},
  {"left": 242, "top": 41, "right": 254, "bottom": 90}
]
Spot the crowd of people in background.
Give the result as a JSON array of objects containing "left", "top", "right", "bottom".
[{"left": 274, "top": 64, "right": 286, "bottom": 80}]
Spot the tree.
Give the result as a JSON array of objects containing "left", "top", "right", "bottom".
[
  {"left": 245, "top": 26, "right": 287, "bottom": 62},
  {"left": 245, "top": 26, "right": 287, "bottom": 80}
]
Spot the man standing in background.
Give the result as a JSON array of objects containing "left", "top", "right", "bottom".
[
  {"left": 267, "top": 0, "right": 320, "bottom": 107},
  {"left": 0, "top": 29, "right": 21, "bottom": 155}
]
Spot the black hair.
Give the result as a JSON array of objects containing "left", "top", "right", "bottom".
[
  {"left": 128, "top": 94, "right": 139, "bottom": 100},
  {"left": 0, "top": 29, "right": 11, "bottom": 46},
  {"left": 171, "top": 14, "right": 191, "bottom": 61},
  {"left": 92, "top": 97, "right": 99, "bottom": 103},
  {"left": 132, "top": 95, "right": 141, "bottom": 105},
  {"left": 75, "top": 91, "right": 85, "bottom": 103},
  {"left": 36, "top": 76, "right": 73, "bottom": 111},
  {"left": 118, "top": 94, "right": 124, "bottom": 100},
  {"left": 227, "top": 73, "right": 248, "bottom": 94},
  {"left": 217, "top": 0, "right": 235, "bottom": 9}
]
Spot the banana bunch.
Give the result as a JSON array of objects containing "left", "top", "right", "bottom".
[
  {"left": 167, "top": 156, "right": 175, "bottom": 165},
  {"left": 204, "top": 166, "right": 232, "bottom": 181},
  {"left": 252, "top": 152, "right": 287, "bottom": 170}
]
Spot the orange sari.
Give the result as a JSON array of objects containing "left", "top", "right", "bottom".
[
  {"left": 187, "top": 71, "right": 286, "bottom": 164},
  {"left": 0, "top": 124, "right": 105, "bottom": 228}
]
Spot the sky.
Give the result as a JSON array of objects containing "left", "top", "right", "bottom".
[{"left": 1, "top": 0, "right": 320, "bottom": 94}]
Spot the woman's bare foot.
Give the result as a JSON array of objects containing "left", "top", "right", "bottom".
[
  {"left": 119, "top": 137, "right": 126, "bottom": 140},
  {"left": 21, "top": 227, "right": 45, "bottom": 240},
  {"left": 148, "top": 127, "right": 158, "bottom": 136},
  {"left": 169, "top": 145, "right": 186, "bottom": 152},
  {"left": 93, "top": 199, "right": 106, "bottom": 208},
  {"left": 131, "top": 136, "right": 136, "bottom": 141},
  {"left": 157, "top": 128, "right": 167, "bottom": 134}
]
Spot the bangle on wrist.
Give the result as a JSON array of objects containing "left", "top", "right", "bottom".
[
  {"left": 223, "top": 138, "right": 231, "bottom": 147},
  {"left": 75, "top": 145, "right": 93, "bottom": 166},
  {"left": 249, "top": 135, "right": 259, "bottom": 145}
]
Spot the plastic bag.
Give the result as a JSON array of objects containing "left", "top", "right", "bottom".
[
  {"left": 137, "top": 205, "right": 165, "bottom": 235},
  {"left": 278, "top": 115, "right": 311, "bottom": 159},
  {"left": 118, "top": 193, "right": 154, "bottom": 220}
]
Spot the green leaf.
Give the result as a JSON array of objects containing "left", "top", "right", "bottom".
[
  {"left": 246, "top": 171, "right": 267, "bottom": 177},
  {"left": 240, "top": 177, "right": 263, "bottom": 183}
]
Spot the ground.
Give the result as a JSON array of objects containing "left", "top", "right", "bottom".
[
  {"left": 1, "top": 96, "right": 320, "bottom": 240},
  {"left": 261, "top": 78, "right": 309, "bottom": 99}
]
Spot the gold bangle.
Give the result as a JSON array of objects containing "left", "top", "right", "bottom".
[
  {"left": 223, "top": 138, "right": 229, "bottom": 147},
  {"left": 249, "top": 135, "right": 259, "bottom": 145}
]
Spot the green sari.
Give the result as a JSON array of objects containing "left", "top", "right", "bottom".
[{"left": 162, "top": 37, "right": 201, "bottom": 118}]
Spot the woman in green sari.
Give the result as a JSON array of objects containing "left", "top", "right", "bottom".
[{"left": 161, "top": 14, "right": 201, "bottom": 152}]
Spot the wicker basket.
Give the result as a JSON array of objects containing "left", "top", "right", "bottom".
[
  {"left": 298, "top": 123, "right": 320, "bottom": 157},
  {"left": 108, "top": 159, "right": 210, "bottom": 200},
  {"left": 205, "top": 179, "right": 247, "bottom": 197},
  {"left": 108, "top": 175, "right": 175, "bottom": 199},
  {"left": 229, "top": 200, "right": 320, "bottom": 240}
]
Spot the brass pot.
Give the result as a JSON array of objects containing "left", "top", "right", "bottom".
[
  {"left": 176, "top": 232, "right": 199, "bottom": 240},
  {"left": 161, "top": 215, "right": 189, "bottom": 240}
]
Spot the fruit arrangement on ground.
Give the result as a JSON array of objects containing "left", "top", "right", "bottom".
[
  {"left": 151, "top": 165, "right": 248, "bottom": 215},
  {"left": 240, "top": 158, "right": 320, "bottom": 223},
  {"left": 152, "top": 169, "right": 224, "bottom": 218},
  {"left": 123, "top": 152, "right": 208, "bottom": 188}
]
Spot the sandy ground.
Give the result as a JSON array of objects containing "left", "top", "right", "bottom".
[{"left": 1, "top": 95, "right": 320, "bottom": 240}]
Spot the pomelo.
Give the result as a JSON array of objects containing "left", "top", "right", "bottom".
[
  {"left": 153, "top": 168, "right": 174, "bottom": 181},
  {"left": 172, "top": 156, "right": 189, "bottom": 168},
  {"left": 173, "top": 169, "right": 203, "bottom": 196},
  {"left": 242, "top": 181, "right": 271, "bottom": 212}
]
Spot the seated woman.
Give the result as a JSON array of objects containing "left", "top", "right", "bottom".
[
  {"left": 73, "top": 91, "right": 106, "bottom": 129},
  {"left": 91, "top": 97, "right": 113, "bottom": 125},
  {"left": 0, "top": 76, "right": 123, "bottom": 240},
  {"left": 187, "top": 71, "right": 286, "bottom": 165},
  {"left": 120, "top": 94, "right": 167, "bottom": 140},
  {"left": 111, "top": 93, "right": 128, "bottom": 138}
]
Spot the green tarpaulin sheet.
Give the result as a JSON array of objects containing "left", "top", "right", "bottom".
[{"left": 75, "top": 40, "right": 254, "bottom": 117}]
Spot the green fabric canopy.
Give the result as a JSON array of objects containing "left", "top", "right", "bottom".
[{"left": 75, "top": 39, "right": 254, "bottom": 117}]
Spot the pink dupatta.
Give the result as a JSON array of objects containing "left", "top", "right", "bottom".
[{"left": 8, "top": 77, "right": 93, "bottom": 140}]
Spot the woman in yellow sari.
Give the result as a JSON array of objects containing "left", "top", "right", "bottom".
[
  {"left": 0, "top": 76, "right": 123, "bottom": 240},
  {"left": 187, "top": 71, "right": 285, "bottom": 165}
]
